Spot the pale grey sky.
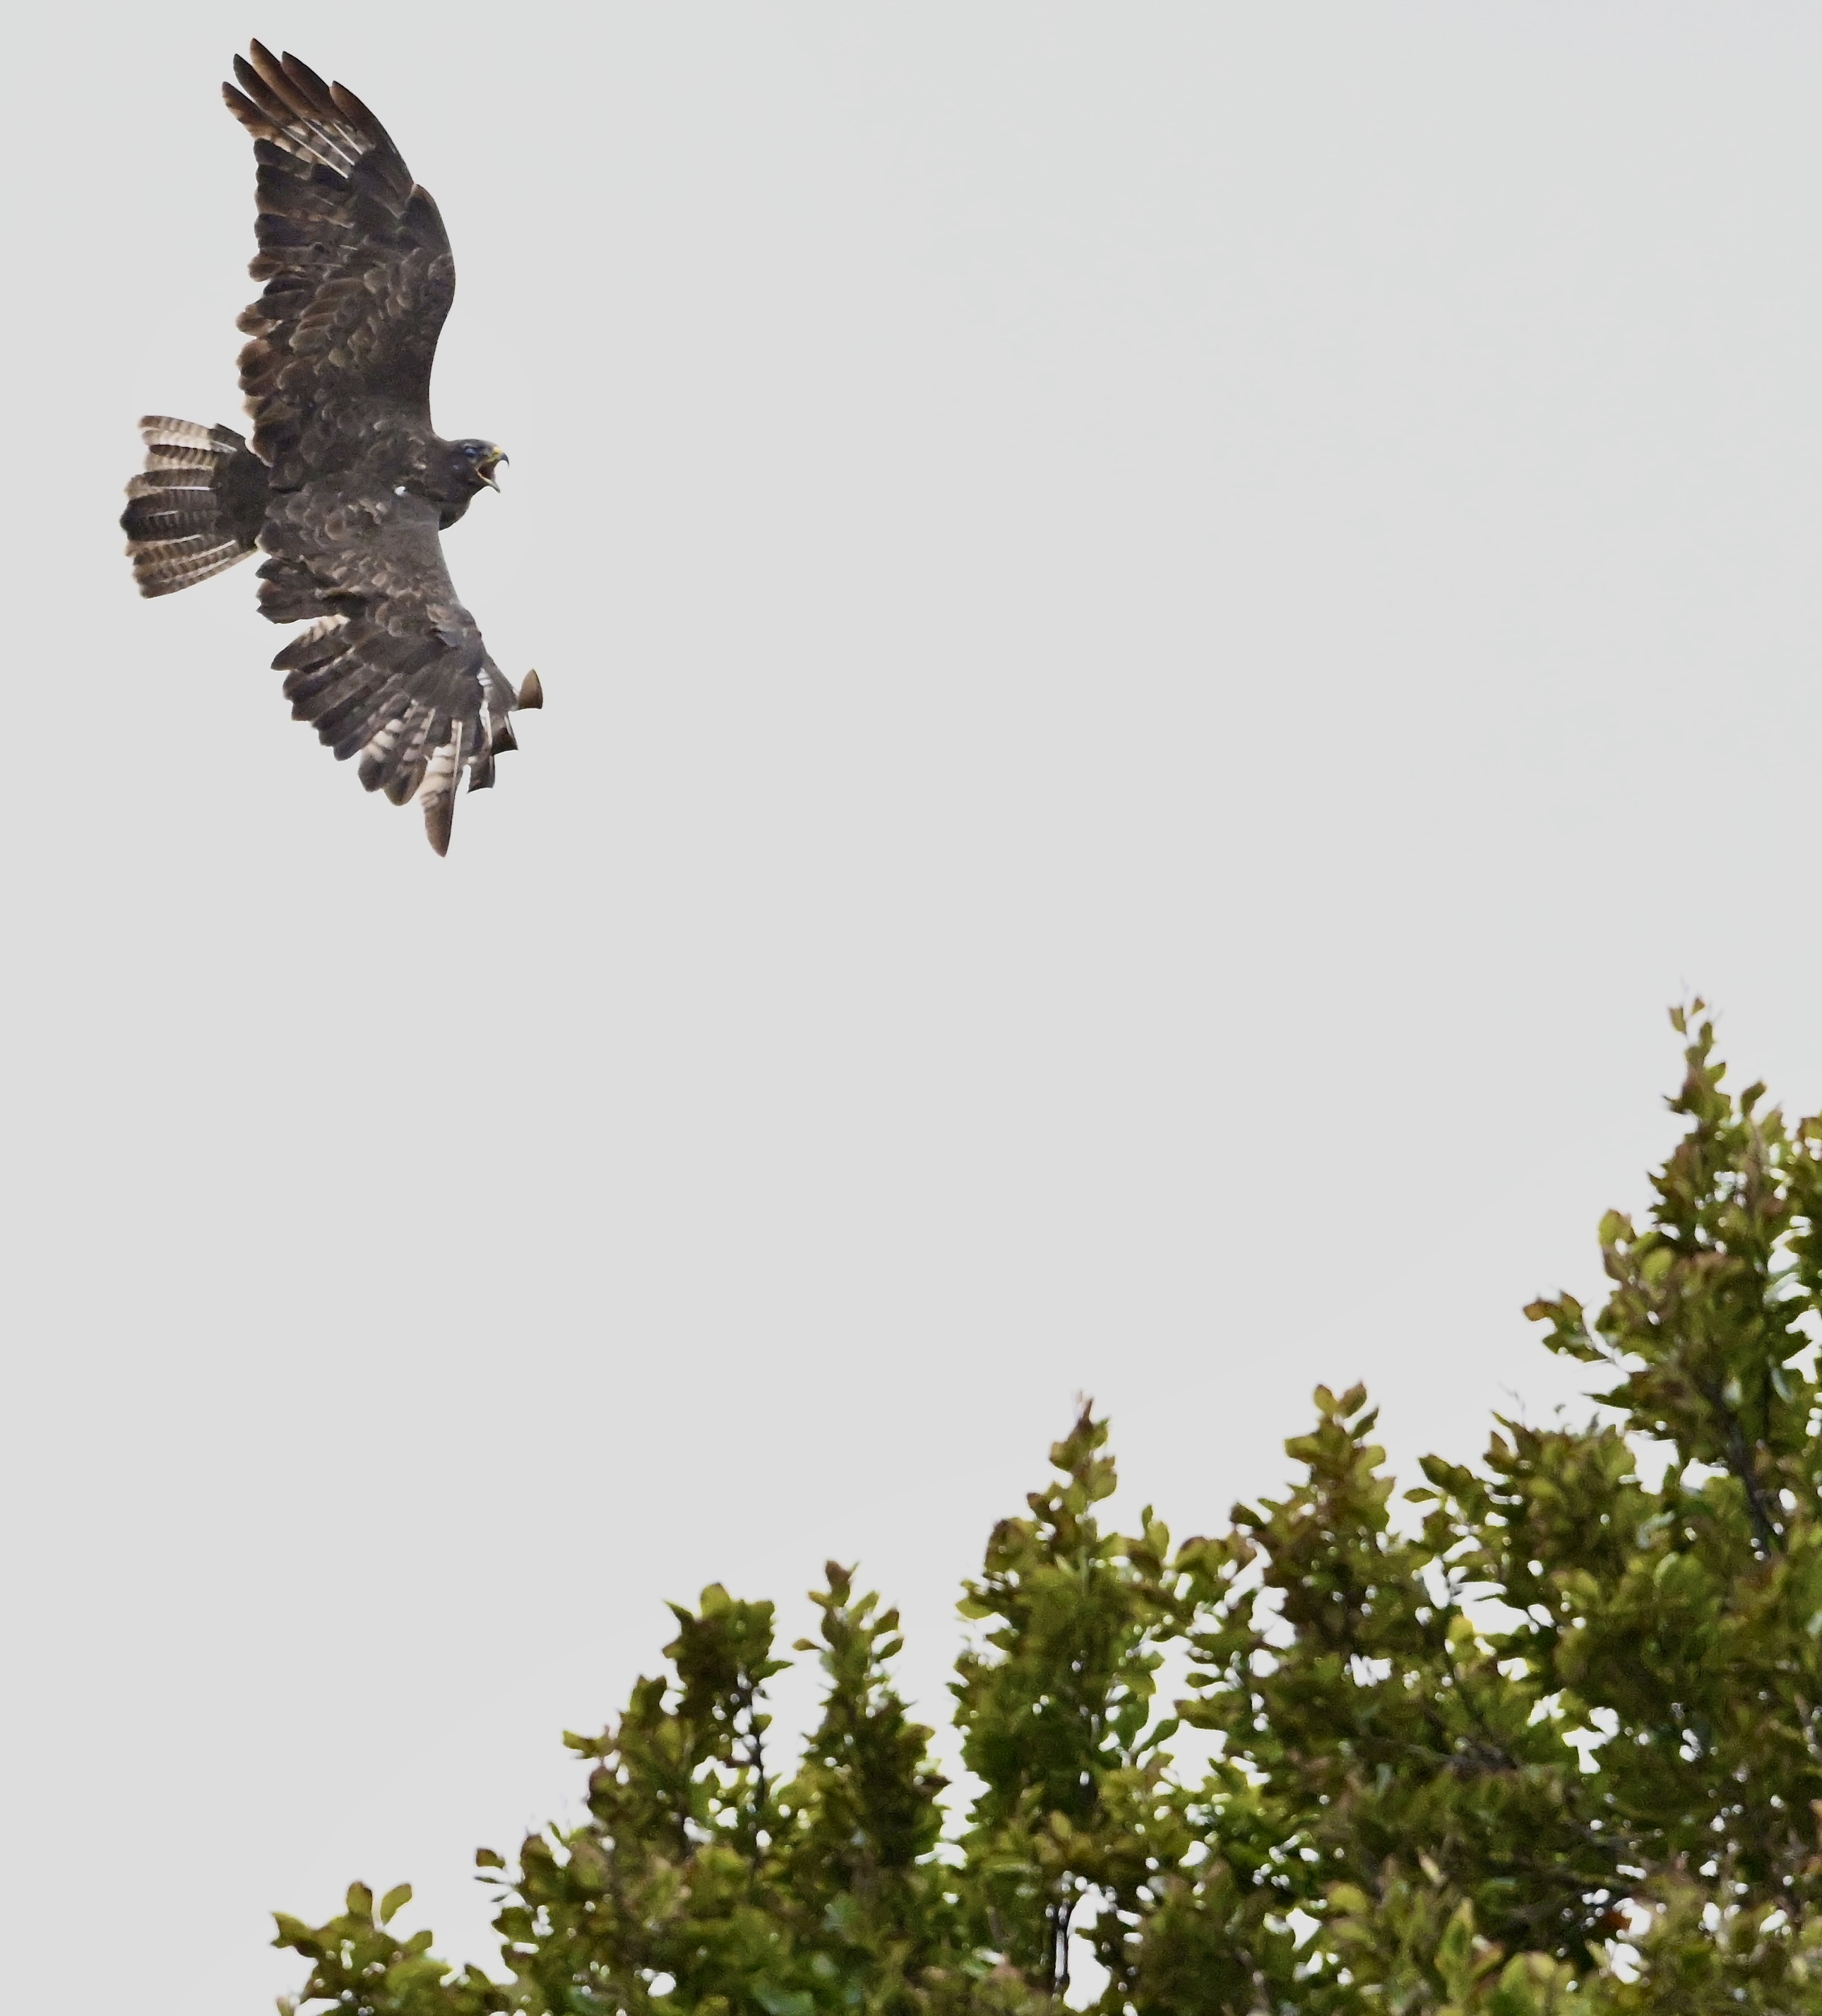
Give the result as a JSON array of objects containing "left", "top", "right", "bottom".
[{"left": 6, "top": 6, "right": 1822, "bottom": 2010}]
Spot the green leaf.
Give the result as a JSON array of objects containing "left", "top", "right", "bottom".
[{"left": 752, "top": 1987, "right": 814, "bottom": 2016}]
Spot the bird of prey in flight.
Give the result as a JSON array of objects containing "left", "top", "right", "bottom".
[{"left": 121, "top": 42, "right": 541, "bottom": 854}]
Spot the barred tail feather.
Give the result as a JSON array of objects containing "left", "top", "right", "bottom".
[{"left": 121, "top": 417, "right": 268, "bottom": 598}]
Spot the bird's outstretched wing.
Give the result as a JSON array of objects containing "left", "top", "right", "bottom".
[
  {"left": 223, "top": 43, "right": 453, "bottom": 485},
  {"left": 258, "top": 483, "right": 534, "bottom": 855}
]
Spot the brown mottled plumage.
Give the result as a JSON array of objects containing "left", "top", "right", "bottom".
[{"left": 121, "top": 43, "right": 540, "bottom": 855}]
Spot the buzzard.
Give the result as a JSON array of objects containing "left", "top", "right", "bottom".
[{"left": 121, "top": 43, "right": 540, "bottom": 853}]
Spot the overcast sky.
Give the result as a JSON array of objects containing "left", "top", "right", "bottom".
[{"left": 7, "top": 4, "right": 1822, "bottom": 2010}]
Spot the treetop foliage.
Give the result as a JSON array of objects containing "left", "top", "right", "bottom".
[{"left": 279, "top": 1007, "right": 1822, "bottom": 2015}]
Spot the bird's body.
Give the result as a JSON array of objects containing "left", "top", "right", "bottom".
[{"left": 121, "top": 42, "right": 539, "bottom": 853}]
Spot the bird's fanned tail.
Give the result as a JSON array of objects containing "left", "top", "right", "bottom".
[{"left": 121, "top": 418, "right": 268, "bottom": 597}]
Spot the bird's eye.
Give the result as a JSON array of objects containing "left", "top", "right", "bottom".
[{"left": 463, "top": 444, "right": 482, "bottom": 458}]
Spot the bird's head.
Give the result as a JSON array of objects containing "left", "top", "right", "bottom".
[{"left": 451, "top": 439, "right": 508, "bottom": 492}]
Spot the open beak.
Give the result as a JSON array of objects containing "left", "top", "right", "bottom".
[{"left": 480, "top": 450, "right": 508, "bottom": 490}]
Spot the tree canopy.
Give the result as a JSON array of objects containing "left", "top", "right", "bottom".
[{"left": 278, "top": 1006, "right": 1822, "bottom": 2015}]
